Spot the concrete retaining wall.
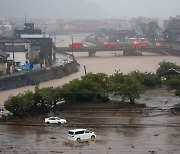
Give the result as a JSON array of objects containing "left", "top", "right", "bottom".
[
  {"left": 0, "top": 61, "right": 80, "bottom": 91},
  {"left": 27, "top": 61, "right": 80, "bottom": 84}
]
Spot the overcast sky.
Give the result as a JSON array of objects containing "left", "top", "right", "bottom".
[{"left": 0, "top": 0, "right": 180, "bottom": 19}]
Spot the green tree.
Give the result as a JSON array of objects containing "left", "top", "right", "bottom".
[
  {"left": 115, "top": 75, "right": 145, "bottom": 104},
  {"left": 82, "top": 73, "right": 109, "bottom": 98},
  {"left": 64, "top": 78, "right": 99, "bottom": 102},
  {"left": 133, "top": 20, "right": 148, "bottom": 37},
  {"left": 38, "top": 87, "right": 57, "bottom": 108},
  {"left": 61, "top": 79, "right": 83, "bottom": 103},
  {"left": 156, "top": 60, "right": 180, "bottom": 75},
  {"left": 61, "top": 73, "right": 109, "bottom": 103},
  {"left": 52, "top": 86, "right": 65, "bottom": 108},
  {"left": 33, "top": 84, "right": 44, "bottom": 110},
  {"left": 167, "top": 75, "right": 180, "bottom": 97},
  {"left": 145, "top": 21, "right": 160, "bottom": 43},
  {"left": 129, "top": 70, "right": 161, "bottom": 87},
  {"left": 4, "top": 91, "right": 34, "bottom": 117},
  {"left": 109, "top": 70, "right": 124, "bottom": 92}
]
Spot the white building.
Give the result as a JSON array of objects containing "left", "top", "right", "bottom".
[{"left": 0, "top": 37, "right": 31, "bottom": 66}]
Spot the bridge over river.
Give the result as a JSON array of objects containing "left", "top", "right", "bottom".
[{"left": 56, "top": 45, "right": 179, "bottom": 57}]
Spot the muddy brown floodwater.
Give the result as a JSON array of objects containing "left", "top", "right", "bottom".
[
  {"left": 0, "top": 34, "right": 180, "bottom": 153},
  {"left": 0, "top": 109, "right": 180, "bottom": 154}
]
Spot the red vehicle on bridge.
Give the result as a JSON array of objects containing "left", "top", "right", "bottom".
[
  {"left": 102, "top": 43, "right": 118, "bottom": 49},
  {"left": 69, "top": 42, "right": 84, "bottom": 49},
  {"left": 133, "top": 41, "right": 148, "bottom": 47},
  {"left": 155, "top": 42, "right": 162, "bottom": 47}
]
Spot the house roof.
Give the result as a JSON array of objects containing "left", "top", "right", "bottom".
[
  {"left": 0, "top": 37, "right": 30, "bottom": 43},
  {"left": 21, "top": 34, "right": 50, "bottom": 39},
  {"left": 5, "top": 45, "right": 27, "bottom": 52},
  {"left": 163, "top": 28, "right": 180, "bottom": 34},
  {"left": 0, "top": 49, "right": 8, "bottom": 57},
  {"left": 0, "top": 44, "right": 4, "bottom": 50}
]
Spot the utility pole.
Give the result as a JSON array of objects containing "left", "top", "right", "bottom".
[
  {"left": 84, "top": 65, "right": 87, "bottom": 75},
  {"left": 12, "top": 37, "right": 15, "bottom": 72},
  {"left": 71, "top": 35, "right": 73, "bottom": 55},
  {"left": 11, "top": 24, "right": 15, "bottom": 72},
  {"left": 54, "top": 32, "right": 56, "bottom": 47},
  {"left": 136, "top": 34, "right": 139, "bottom": 51},
  {"left": 25, "top": 12, "right": 27, "bottom": 24}
]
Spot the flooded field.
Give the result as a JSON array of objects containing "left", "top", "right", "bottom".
[
  {"left": 1, "top": 87, "right": 180, "bottom": 154},
  {"left": 0, "top": 110, "right": 180, "bottom": 154}
]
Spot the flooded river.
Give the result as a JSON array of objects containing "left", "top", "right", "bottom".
[
  {"left": 0, "top": 34, "right": 180, "bottom": 154},
  {"left": 0, "top": 110, "right": 180, "bottom": 154},
  {"left": 0, "top": 34, "right": 180, "bottom": 106}
]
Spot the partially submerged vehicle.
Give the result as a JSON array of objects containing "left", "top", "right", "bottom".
[
  {"left": 67, "top": 129, "right": 96, "bottom": 141},
  {"left": 45, "top": 117, "right": 67, "bottom": 124}
]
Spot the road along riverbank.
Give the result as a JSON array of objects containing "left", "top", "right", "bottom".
[{"left": 0, "top": 60, "right": 79, "bottom": 92}]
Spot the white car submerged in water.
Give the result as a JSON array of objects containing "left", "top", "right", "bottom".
[
  {"left": 67, "top": 129, "right": 96, "bottom": 141},
  {"left": 45, "top": 117, "right": 67, "bottom": 124}
]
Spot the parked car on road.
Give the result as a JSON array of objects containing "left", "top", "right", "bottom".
[
  {"left": 14, "top": 67, "right": 22, "bottom": 72},
  {"left": 67, "top": 129, "right": 96, "bottom": 141},
  {"left": 45, "top": 117, "right": 67, "bottom": 124}
]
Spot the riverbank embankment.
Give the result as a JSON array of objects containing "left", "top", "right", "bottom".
[{"left": 0, "top": 61, "right": 80, "bottom": 92}]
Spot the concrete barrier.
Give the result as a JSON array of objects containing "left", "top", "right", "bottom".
[{"left": 0, "top": 61, "right": 80, "bottom": 91}]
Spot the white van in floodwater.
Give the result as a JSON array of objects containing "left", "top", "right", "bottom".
[{"left": 67, "top": 129, "right": 96, "bottom": 141}]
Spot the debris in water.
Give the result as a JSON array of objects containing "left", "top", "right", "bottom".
[{"left": 49, "top": 136, "right": 56, "bottom": 139}]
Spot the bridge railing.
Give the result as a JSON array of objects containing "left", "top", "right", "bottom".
[{"left": 56, "top": 45, "right": 172, "bottom": 53}]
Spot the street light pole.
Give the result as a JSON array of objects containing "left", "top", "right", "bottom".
[{"left": 136, "top": 35, "right": 139, "bottom": 51}]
